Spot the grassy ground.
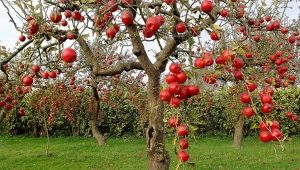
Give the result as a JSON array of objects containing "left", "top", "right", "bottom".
[{"left": 0, "top": 136, "right": 299, "bottom": 170}]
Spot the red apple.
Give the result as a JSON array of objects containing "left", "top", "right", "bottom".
[
  {"left": 121, "top": 10, "right": 134, "bottom": 25},
  {"left": 201, "top": 0, "right": 213, "bottom": 13},
  {"left": 179, "top": 139, "right": 189, "bottom": 149},
  {"left": 176, "top": 22, "right": 186, "bottom": 33},
  {"left": 50, "top": 10, "right": 62, "bottom": 23},
  {"left": 177, "top": 150, "right": 189, "bottom": 162},
  {"left": 61, "top": 48, "right": 77, "bottom": 63},
  {"left": 19, "top": 35, "right": 26, "bottom": 42},
  {"left": 177, "top": 125, "right": 189, "bottom": 136},
  {"left": 259, "top": 131, "right": 272, "bottom": 143},
  {"left": 22, "top": 76, "right": 33, "bottom": 86}
]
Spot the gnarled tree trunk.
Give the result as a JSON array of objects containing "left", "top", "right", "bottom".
[
  {"left": 233, "top": 114, "right": 245, "bottom": 148},
  {"left": 146, "top": 73, "right": 170, "bottom": 170},
  {"left": 91, "top": 86, "right": 105, "bottom": 146}
]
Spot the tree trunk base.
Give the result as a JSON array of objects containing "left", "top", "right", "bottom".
[
  {"left": 147, "top": 152, "right": 170, "bottom": 170},
  {"left": 233, "top": 114, "right": 245, "bottom": 149},
  {"left": 146, "top": 126, "right": 170, "bottom": 170},
  {"left": 93, "top": 132, "right": 106, "bottom": 146},
  {"left": 91, "top": 120, "right": 106, "bottom": 146}
]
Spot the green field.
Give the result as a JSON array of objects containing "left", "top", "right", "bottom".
[{"left": 0, "top": 136, "right": 299, "bottom": 170}]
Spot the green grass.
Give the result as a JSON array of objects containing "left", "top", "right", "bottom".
[{"left": 0, "top": 136, "right": 300, "bottom": 170}]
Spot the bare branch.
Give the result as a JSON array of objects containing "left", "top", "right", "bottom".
[
  {"left": 94, "top": 61, "right": 143, "bottom": 76},
  {"left": 0, "top": 40, "right": 34, "bottom": 64},
  {"left": 0, "top": 0, "right": 22, "bottom": 32}
]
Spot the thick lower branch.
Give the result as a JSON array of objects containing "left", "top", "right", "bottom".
[{"left": 93, "top": 61, "right": 143, "bottom": 76}]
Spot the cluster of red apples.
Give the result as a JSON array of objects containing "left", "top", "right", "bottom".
[
  {"left": 240, "top": 85, "right": 277, "bottom": 118},
  {"left": 0, "top": 47, "right": 77, "bottom": 118},
  {"left": 240, "top": 84, "right": 298, "bottom": 143},
  {"left": 169, "top": 116, "right": 190, "bottom": 163},
  {"left": 18, "top": 8, "right": 83, "bottom": 42},
  {"left": 159, "top": 63, "right": 199, "bottom": 107},
  {"left": 159, "top": 63, "right": 200, "bottom": 163}
]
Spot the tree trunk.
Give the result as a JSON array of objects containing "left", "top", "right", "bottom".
[
  {"left": 91, "top": 118, "right": 105, "bottom": 145},
  {"left": 91, "top": 86, "right": 105, "bottom": 146},
  {"left": 0, "top": 111, "right": 6, "bottom": 123},
  {"left": 146, "top": 73, "right": 170, "bottom": 170},
  {"left": 233, "top": 114, "right": 245, "bottom": 149}
]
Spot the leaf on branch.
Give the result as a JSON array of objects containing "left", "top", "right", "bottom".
[
  {"left": 189, "top": 124, "right": 198, "bottom": 132},
  {"left": 235, "top": 47, "right": 246, "bottom": 56},
  {"left": 173, "top": 137, "right": 177, "bottom": 146},
  {"left": 188, "top": 37, "right": 195, "bottom": 46},
  {"left": 73, "top": 1, "right": 81, "bottom": 5},
  {"left": 80, "top": 0, "right": 96, "bottom": 3},
  {"left": 211, "top": 24, "right": 223, "bottom": 32},
  {"left": 185, "top": 70, "right": 193, "bottom": 79},
  {"left": 250, "top": 122, "right": 258, "bottom": 129},
  {"left": 79, "top": 34, "right": 89, "bottom": 39},
  {"left": 266, "top": 120, "right": 272, "bottom": 126}
]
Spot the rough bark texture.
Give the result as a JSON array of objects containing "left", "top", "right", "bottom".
[
  {"left": 91, "top": 118, "right": 105, "bottom": 146},
  {"left": 146, "top": 73, "right": 170, "bottom": 170},
  {"left": 233, "top": 114, "right": 245, "bottom": 148},
  {"left": 91, "top": 87, "right": 105, "bottom": 146}
]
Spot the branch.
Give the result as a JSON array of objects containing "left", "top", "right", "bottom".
[
  {"left": 0, "top": 39, "right": 33, "bottom": 64},
  {"left": 41, "top": 42, "right": 60, "bottom": 51},
  {"left": 143, "top": 2, "right": 162, "bottom": 9},
  {"left": 0, "top": 35, "right": 44, "bottom": 81},
  {"left": 76, "top": 33, "right": 97, "bottom": 67},
  {"left": 44, "top": 0, "right": 80, "bottom": 11},
  {"left": 44, "top": 0, "right": 64, "bottom": 9},
  {"left": 126, "top": 7, "right": 155, "bottom": 74},
  {"left": 153, "top": 37, "right": 178, "bottom": 72},
  {"left": 0, "top": 0, "right": 22, "bottom": 32},
  {"left": 154, "top": 7, "right": 220, "bottom": 71},
  {"left": 94, "top": 61, "right": 143, "bottom": 76}
]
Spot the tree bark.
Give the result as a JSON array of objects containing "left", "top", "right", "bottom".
[
  {"left": 233, "top": 114, "right": 245, "bottom": 149},
  {"left": 91, "top": 86, "right": 105, "bottom": 146},
  {"left": 91, "top": 118, "right": 105, "bottom": 146},
  {"left": 146, "top": 72, "right": 170, "bottom": 170},
  {"left": 0, "top": 111, "right": 6, "bottom": 123}
]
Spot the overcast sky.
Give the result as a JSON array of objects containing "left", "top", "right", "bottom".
[{"left": 0, "top": 1, "right": 299, "bottom": 50}]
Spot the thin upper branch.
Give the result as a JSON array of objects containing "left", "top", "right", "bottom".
[
  {"left": 0, "top": 0, "right": 22, "bottom": 32},
  {"left": 126, "top": 22, "right": 155, "bottom": 74}
]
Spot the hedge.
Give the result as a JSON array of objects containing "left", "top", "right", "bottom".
[{"left": 1, "top": 87, "right": 299, "bottom": 137}]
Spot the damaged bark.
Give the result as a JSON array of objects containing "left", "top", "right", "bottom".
[{"left": 146, "top": 72, "right": 170, "bottom": 170}]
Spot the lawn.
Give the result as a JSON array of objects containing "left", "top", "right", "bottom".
[{"left": 0, "top": 136, "right": 300, "bottom": 170}]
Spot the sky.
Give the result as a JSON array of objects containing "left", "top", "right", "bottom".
[{"left": 0, "top": 0, "right": 299, "bottom": 50}]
